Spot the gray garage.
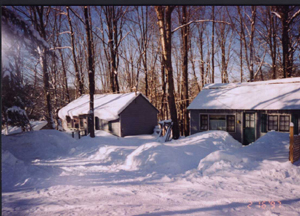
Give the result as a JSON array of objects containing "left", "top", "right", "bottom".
[{"left": 58, "top": 92, "right": 159, "bottom": 137}]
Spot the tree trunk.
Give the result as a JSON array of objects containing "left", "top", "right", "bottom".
[
  {"left": 84, "top": 6, "right": 95, "bottom": 138},
  {"left": 211, "top": 6, "right": 215, "bottom": 83},
  {"left": 249, "top": 6, "right": 256, "bottom": 82},
  {"left": 32, "top": 6, "right": 54, "bottom": 129},
  {"left": 180, "top": 6, "right": 189, "bottom": 136},
  {"left": 155, "top": 6, "right": 180, "bottom": 139},
  {"left": 281, "top": 7, "right": 290, "bottom": 78}
]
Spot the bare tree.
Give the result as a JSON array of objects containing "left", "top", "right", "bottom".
[
  {"left": 84, "top": 6, "right": 95, "bottom": 138},
  {"left": 272, "top": 6, "right": 300, "bottom": 77},
  {"left": 67, "top": 6, "right": 83, "bottom": 97},
  {"left": 155, "top": 6, "right": 180, "bottom": 139}
]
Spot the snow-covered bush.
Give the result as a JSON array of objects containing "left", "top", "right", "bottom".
[{"left": 5, "top": 106, "right": 31, "bottom": 131}]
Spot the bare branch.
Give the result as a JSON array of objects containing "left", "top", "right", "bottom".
[
  {"left": 59, "top": 31, "right": 71, "bottom": 35},
  {"left": 288, "top": 9, "right": 300, "bottom": 24},
  {"left": 49, "top": 46, "right": 72, "bottom": 50},
  {"left": 172, "top": 19, "right": 231, "bottom": 33},
  {"left": 271, "top": 11, "right": 281, "bottom": 19}
]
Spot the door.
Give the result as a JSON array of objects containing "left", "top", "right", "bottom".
[{"left": 243, "top": 113, "right": 255, "bottom": 145}]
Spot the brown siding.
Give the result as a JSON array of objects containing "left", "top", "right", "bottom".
[{"left": 120, "top": 95, "right": 158, "bottom": 137}]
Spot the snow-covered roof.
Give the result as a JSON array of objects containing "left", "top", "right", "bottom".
[
  {"left": 188, "top": 77, "right": 300, "bottom": 110},
  {"left": 58, "top": 92, "right": 155, "bottom": 121}
]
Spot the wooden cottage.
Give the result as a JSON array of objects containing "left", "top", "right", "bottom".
[
  {"left": 187, "top": 77, "right": 300, "bottom": 145},
  {"left": 58, "top": 92, "right": 159, "bottom": 137}
]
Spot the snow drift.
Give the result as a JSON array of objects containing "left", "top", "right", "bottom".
[
  {"left": 123, "top": 131, "right": 241, "bottom": 174},
  {"left": 2, "top": 130, "right": 75, "bottom": 161},
  {"left": 197, "top": 131, "right": 299, "bottom": 180},
  {"left": 2, "top": 150, "right": 27, "bottom": 189}
]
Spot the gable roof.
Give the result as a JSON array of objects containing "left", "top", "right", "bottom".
[
  {"left": 187, "top": 77, "right": 300, "bottom": 110},
  {"left": 58, "top": 92, "right": 158, "bottom": 121}
]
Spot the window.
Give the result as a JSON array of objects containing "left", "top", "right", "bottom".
[
  {"left": 268, "top": 115, "right": 278, "bottom": 131},
  {"left": 261, "top": 114, "right": 267, "bottom": 133},
  {"left": 108, "top": 122, "right": 112, "bottom": 132},
  {"left": 95, "top": 117, "right": 99, "bottom": 130},
  {"left": 209, "top": 115, "right": 226, "bottom": 130},
  {"left": 227, "top": 115, "right": 235, "bottom": 132},
  {"left": 80, "top": 117, "right": 84, "bottom": 128},
  {"left": 66, "top": 116, "right": 72, "bottom": 128},
  {"left": 245, "top": 113, "right": 255, "bottom": 128},
  {"left": 279, "top": 115, "right": 290, "bottom": 132},
  {"left": 200, "top": 115, "right": 208, "bottom": 130}
]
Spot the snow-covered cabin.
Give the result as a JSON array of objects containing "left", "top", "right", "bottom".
[
  {"left": 58, "top": 92, "right": 159, "bottom": 137},
  {"left": 187, "top": 77, "right": 300, "bottom": 145}
]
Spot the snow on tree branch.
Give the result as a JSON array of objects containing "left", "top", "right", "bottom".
[
  {"left": 172, "top": 19, "right": 231, "bottom": 33},
  {"left": 2, "top": 7, "right": 50, "bottom": 49}
]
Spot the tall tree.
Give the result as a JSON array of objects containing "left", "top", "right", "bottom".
[
  {"left": 84, "top": 6, "right": 95, "bottom": 138},
  {"left": 179, "top": 6, "right": 190, "bottom": 136},
  {"left": 30, "top": 6, "right": 55, "bottom": 129},
  {"left": 273, "top": 6, "right": 300, "bottom": 77},
  {"left": 155, "top": 6, "right": 180, "bottom": 139},
  {"left": 67, "top": 6, "right": 83, "bottom": 97},
  {"left": 211, "top": 6, "right": 215, "bottom": 83}
]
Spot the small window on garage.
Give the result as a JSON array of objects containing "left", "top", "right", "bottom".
[
  {"left": 227, "top": 115, "right": 235, "bottom": 132},
  {"left": 279, "top": 115, "right": 290, "bottom": 132},
  {"left": 200, "top": 115, "right": 208, "bottom": 130},
  {"left": 268, "top": 115, "right": 278, "bottom": 131}
]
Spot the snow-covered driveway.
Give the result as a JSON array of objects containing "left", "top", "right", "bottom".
[{"left": 2, "top": 130, "right": 300, "bottom": 215}]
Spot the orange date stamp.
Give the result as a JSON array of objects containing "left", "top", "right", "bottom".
[{"left": 248, "top": 201, "right": 282, "bottom": 209}]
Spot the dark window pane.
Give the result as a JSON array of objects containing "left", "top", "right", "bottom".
[
  {"left": 200, "top": 115, "right": 208, "bottom": 130},
  {"left": 227, "top": 115, "right": 235, "bottom": 132}
]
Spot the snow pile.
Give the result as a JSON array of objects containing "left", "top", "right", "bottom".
[
  {"left": 58, "top": 92, "right": 144, "bottom": 121},
  {"left": 2, "top": 150, "right": 27, "bottom": 189},
  {"left": 88, "top": 145, "right": 129, "bottom": 165},
  {"left": 123, "top": 142, "right": 192, "bottom": 174},
  {"left": 2, "top": 130, "right": 76, "bottom": 161},
  {"left": 197, "top": 131, "right": 293, "bottom": 177},
  {"left": 123, "top": 131, "right": 241, "bottom": 174}
]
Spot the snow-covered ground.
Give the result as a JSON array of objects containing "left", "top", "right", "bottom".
[{"left": 2, "top": 130, "right": 300, "bottom": 216}]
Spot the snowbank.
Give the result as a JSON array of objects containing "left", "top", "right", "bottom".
[
  {"left": 2, "top": 150, "right": 28, "bottom": 189},
  {"left": 123, "top": 142, "right": 192, "bottom": 174},
  {"left": 2, "top": 130, "right": 76, "bottom": 161},
  {"left": 122, "top": 131, "right": 241, "bottom": 175},
  {"left": 197, "top": 131, "right": 293, "bottom": 177}
]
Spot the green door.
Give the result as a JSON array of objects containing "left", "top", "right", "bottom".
[{"left": 243, "top": 113, "right": 255, "bottom": 145}]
